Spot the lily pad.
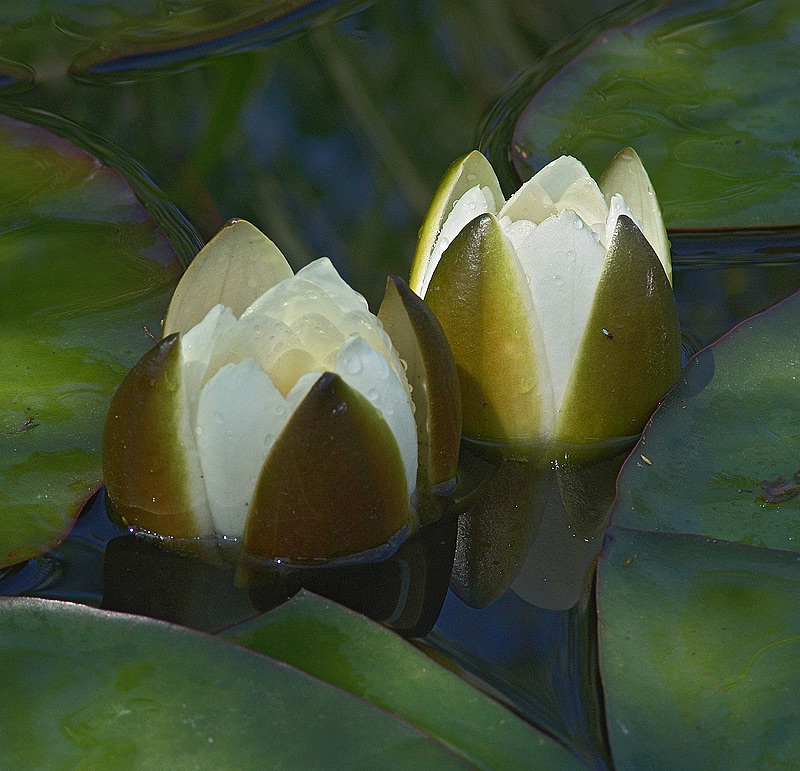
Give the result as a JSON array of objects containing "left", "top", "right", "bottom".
[
  {"left": 599, "top": 277, "right": 800, "bottom": 765},
  {"left": 0, "top": 596, "right": 467, "bottom": 769},
  {"left": 0, "top": 113, "right": 183, "bottom": 567},
  {"left": 598, "top": 527, "right": 800, "bottom": 769},
  {"left": 507, "top": 0, "right": 800, "bottom": 229},
  {"left": 0, "top": 0, "right": 331, "bottom": 85},
  {"left": 221, "top": 590, "right": 585, "bottom": 770},
  {"left": 611, "top": 288, "right": 800, "bottom": 552}
]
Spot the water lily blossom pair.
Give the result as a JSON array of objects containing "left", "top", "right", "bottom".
[
  {"left": 103, "top": 147, "right": 680, "bottom": 559},
  {"left": 102, "top": 219, "right": 461, "bottom": 563},
  {"left": 410, "top": 148, "right": 681, "bottom": 451}
]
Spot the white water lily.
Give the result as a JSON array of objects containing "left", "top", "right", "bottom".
[
  {"left": 410, "top": 149, "right": 680, "bottom": 448},
  {"left": 103, "top": 220, "right": 460, "bottom": 562}
]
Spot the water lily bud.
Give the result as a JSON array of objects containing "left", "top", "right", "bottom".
[
  {"left": 411, "top": 150, "right": 680, "bottom": 450},
  {"left": 103, "top": 221, "right": 460, "bottom": 563}
]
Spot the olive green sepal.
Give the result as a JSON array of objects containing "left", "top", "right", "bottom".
[
  {"left": 425, "top": 212, "right": 550, "bottom": 445},
  {"left": 556, "top": 216, "right": 681, "bottom": 445},
  {"left": 102, "top": 334, "right": 212, "bottom": 538},
  {"left": 378, "top": 276, "right": 461, "bottom": 516},
  {"left": 244, "top": 372, "right": 411, "bottom": 563}
]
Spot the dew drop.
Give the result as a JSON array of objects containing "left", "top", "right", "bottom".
[
  {"left": 368, "top": 388, "right": 380, "bottom": 401},
  {"left": 212, "top": 412, "right": 224, "bottom": 425},
  {"left": 344, "top": 356, "right": 362, "bottom": 375},
  {"left": 566, "top": 250, "right": 575, "bottom": 262},
  {"left": 572, "top": 218, "right": 583, "bottom": 230},
  {"left": 195, "top": 426, "right": 203, "bottom": 436},
  {"left": 552, "top": 275, "right": 564, "bottom": 286}
]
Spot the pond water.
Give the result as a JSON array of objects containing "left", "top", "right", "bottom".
[{"left": 2, "top": 1, "right": 800, "bottom": 769}]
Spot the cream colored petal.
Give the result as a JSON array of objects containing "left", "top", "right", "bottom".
[
  {"left": 336, "top": 309, "right": 409, "bottom": 391},
  {"left": 204, "top": 313, "right": 293, "bottom": 371},
  {"left": 288, "top": 312, "right": 346, "bottom": 364},
  {"left": 293, "top": 257, "right": 370, "bottom": 314},
  {"left": 335, "top": 336, "right": 417, "bottom": 498},
  {"left": 195, "top": 358, "right": 289, "bottom": 538},
  {"left": 498, "top": 177, "right": 557, "bottom": 225},
  {"left": 163, "top": 219, "right": 293, "bottom": 336},
  {"left": 509, "top": 209, "right": 607, "bottom": 413},
  {"left": 532, "top": 155, "right": 608, "bottom": 229},
  {"left": 243, "top": 276, "right": 344, "bottom": 326}
]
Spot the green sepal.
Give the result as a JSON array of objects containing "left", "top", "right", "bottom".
[
  {"left": 410, "top": 151, "right": 502, "bottom": 296},
  {"left": 163, "top": 219, "right": 292, "bottom": 336},
  {"left": 244, "top": 372, "right": 410, "bottom": 563},
  {"left": 556, "top": 215, "right": 681, "bottom": 444},
  {"left": 599, "top": 147, "right": 672, "bottom": 285},
  {"left": 378, "top": 276, "right": 461, "bottom": 521},
  {"left": 102, "top": 334, "right": 211, "bottom": 538},
  {"left": 425, "top": 212, "right": 549, "bottom": 445}
]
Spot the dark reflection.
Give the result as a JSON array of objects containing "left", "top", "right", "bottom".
[
  {"left": 101, "top": 534, "right": 259, "bottom": 632},
  {"left": 244, "top": 511, "right": 458, "bottom": 637},
  {"left": 451, "top": 442, "right": 630, "bottom": 612}
]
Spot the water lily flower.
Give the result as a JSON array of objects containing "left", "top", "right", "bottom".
[
  {"left": 102, "top": 219, "right": 460, "bottom": 563},
  {"left": 410, "top": 148, "right": 681, "bottom": 449}
]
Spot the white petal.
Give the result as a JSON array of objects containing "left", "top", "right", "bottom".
[
  {"left": 498, "top": 177, "right": 557, "bottom": 225},
  {"left": 179, "top": 304, "right": 237, "bottom": 412},
  {"left": 335, "top": 336, "right": 417, "bottom": 497},
  {"left": 243, "top": 276, "right": 344, "bottom": 326},
  {"left": 294, "top": 257, "right": 369, "bottom": 314},
  {"left": 421, "top": 184, "right": 496, "bottom": 298},
  {"left": 507, "top": 209, "right": 607, "bottom": 412},
  {"left": 532, "top": 156, "right": 608, "bottom": 229},
  {"left": 195, "top": 358, "right": 289, "bottom": 538},
  {"left": 288, "top": 312, "right": 346, "bottom": 363}
]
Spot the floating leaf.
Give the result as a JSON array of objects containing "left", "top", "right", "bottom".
[
  {"left": 612, "top": 288, "right": 800, "bottom": 552},
  {"left": 0, "top": 597, "right": 467, "bottom": 769},
  {"left": 0, "top": 1, "right": 331, "bottom": 84},
  {"left": 222, "top": 590, "right": 585, "bottom": 770},
  {"left": 600, "top": 281, "right": 800, "bottom": 765},
  {"left": 508, "top": 0, "right": 800, "bottom": 229},
  {"left": 598, "top": 527, "right": 800, "bottom": 769},
  {"left": 0, "top": 114, "right": 183, "bottom": 567}
]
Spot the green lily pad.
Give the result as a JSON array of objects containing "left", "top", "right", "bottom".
[
  {"left": 612, "top": 288, "right": 800, "bottom": 552},
  {"left": 0, "top": 0, "right": 327, "bottom": 85},
  {"left": 508, "top": 0, "right": 800, "bottom": 229},
  {"left": 221, "top": 590, "right": 585, "bottom": 770},
  {"left": 598, "top": 527, "right": 800, "bottom": 769},
  {"left": 0, "top": 113, "right": 183, "bottom": 567},
  {"left": 0, "top": 596, "right": 467, "bottom": 769},
  {"left": 599, "top": 275, "right": 800, "bottom": 765}
]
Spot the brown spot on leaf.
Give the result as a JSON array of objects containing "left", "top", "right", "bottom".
[{"left": 760, "top": 469, "right": 800, "bottom": 503}]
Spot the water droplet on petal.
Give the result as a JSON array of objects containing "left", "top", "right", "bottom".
[
  {"left": 566, "top": 250, "right": 575, "bottom": 262},
  {"left": 572, "top": 219, "right": 584, "bottom": 229},
  {"left": 552, "top": 275, "right": 564, "bottom": 286},
  {"left": 344, "top": 356, "right": 362, "bottom": 375},
  {"left": 368, "top": 388, "right": 380, "bottom": 401},
  {"left": 195, "top": 426, "right": 203, "bottom": 436}
]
